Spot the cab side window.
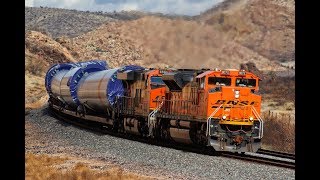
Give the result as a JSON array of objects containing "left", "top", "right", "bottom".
[{"left": 198, "top": 77, "right": 205, "bottom": 89}]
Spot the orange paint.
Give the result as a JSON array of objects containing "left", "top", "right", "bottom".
[
  {"left": 202, "top": 69, "right": 261, "bottom": 123},
  {"left": 146, "top": 69, "right": 166, "bottom": 110}
]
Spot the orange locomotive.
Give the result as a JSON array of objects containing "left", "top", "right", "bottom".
[
  {"left": 46, "top": 61, "right": 263, "bottom": 153},
  {"left": 155, "top": 68, "right": 263, "bottom": 152}
]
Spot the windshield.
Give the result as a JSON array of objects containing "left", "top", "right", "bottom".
[
  {"left": 236, "top": 78, "right": 256, "bottom": 87},
  {"left": 151, "top": 76, "right": 166, "bottom": 89},
  {"left": 208, "top": 77, "right": 231, "bottom": 86}
]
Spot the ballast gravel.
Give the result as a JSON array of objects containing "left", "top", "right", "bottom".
[{"left": 25, "top": 107, "right": 295, "bottom": 179}]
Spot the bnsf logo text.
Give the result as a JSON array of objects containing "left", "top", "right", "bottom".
[{"left": 212, "top": 100, "right": 257, "bottom": 106}]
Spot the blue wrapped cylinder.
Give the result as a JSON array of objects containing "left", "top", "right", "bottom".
[
  {"left": 77, "top": 65, "right": 144, "bottom": 112},
  {"left": 45, "top": 60, "right": 108, "bottom": 107}
]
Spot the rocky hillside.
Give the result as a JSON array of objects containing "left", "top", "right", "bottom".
[
  {"left": 25, "top": 0, "right": 294, "bottom": 68},
  {"left": 25, "top": 31, "right": 76, "bottom": 65},
  {"left": 25, "top": 31, "right": 78, "bottom": 106},
  {"left": 25, "top": 0, "right": 295, "bottom": 108},
  {"left": 65, "top": 17, "right": 284, "bottom": 70},
  {"left": 25, "top": 7, "right": 192, "bottom": 38},
  {"left": 195, "top": 0, "right": 295, "bottom": 63},
  {"left": 25, "top": 7, "right": 116, "bottom": 38}
]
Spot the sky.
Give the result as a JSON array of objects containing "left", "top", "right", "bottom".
[{"left": 25, "top": 0, "right": 224, "bottom": 16}]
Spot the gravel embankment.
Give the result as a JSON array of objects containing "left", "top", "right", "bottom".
[{"left": 25, "top": 106, "right": 295, "bottom": 180}]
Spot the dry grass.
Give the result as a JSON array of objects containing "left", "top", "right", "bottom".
[
  {"left": 25, "top": 50, "right": 48, "bottom": 76},
  {"left": 25, "top": 31, "right": 76, "bottom": 65},
  {"left": 26, "top": 153, "right": 154, "bottom": 180},
  {"left": 25, "top": 49, "right": 50, "bottom": 108},
  {"left": 261, "top": 112, "right": 295, "bottom": 154},
  {"left": 260, "top": 75, "right": 295, "bottom": 105},
  {"left": 25, "top": 73, "right": 47, "bottom": 105}
]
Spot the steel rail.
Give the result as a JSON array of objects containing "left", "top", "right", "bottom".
[
  {"left": 257, "top": 149, "right": 295, "bottom": 160},
  {"left": 221, "top": 152, "right": 295, "bottom": 169}
]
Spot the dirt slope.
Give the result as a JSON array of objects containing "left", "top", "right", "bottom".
[
  {"left": 24, "top": 0, "right": 295, "bottom": 108},
  {"left": 196, "top": 0, "right": 295, "bottom": 63},
  {"left": 58, "top": 16, "right": 286, "bottom": 70},
  {"left": 25, "top": 31, "right": 77, "bottom": 107},
  {"left": 25, "top": 31, "right": 76, "bottom": 64}
]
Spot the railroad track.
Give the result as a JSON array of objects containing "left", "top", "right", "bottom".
[
  {"left": 221, "top": 152, "right": 295, "bottom": 169},
  {"left": 49, "top": 108, "right": 214, "bottom": 156},
  {"left": 257, "top": 149, "right": 295, "bottom": 160},
  {"left": 49, "top": 108, "right": 295, "bottom": 170}
]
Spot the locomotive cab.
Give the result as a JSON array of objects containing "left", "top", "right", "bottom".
[{"left": 201, "top": 69, "right": 263, "bottom": 152}]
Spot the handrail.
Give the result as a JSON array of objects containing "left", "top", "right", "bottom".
[
  {"left": 147, "top": 100, "right": 164, "bottom": 137},
  {"left": 251, "top": 106, "right": 264, "bottom": 139},
  {"left": 206, "top": 104, "right": 223, "bottom": 136}
]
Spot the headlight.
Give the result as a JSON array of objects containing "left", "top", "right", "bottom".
[
  {"left": 249, "top": 117, "right": 253, "bottom": 121},
  {"left": 235, "top": 90, "right": 240, "bottom": 98},
  {"left": 222, "top": 115, "right": 227, "bottom": 120}
]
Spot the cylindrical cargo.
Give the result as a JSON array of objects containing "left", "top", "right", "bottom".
[
  {"left": 77, "top": 65, "right": 144, "bottom": 112},
  {"left": 51, "top": 69, "right": 70, "bottom": 99},
  {"left": 60, "top": 67, "right": 82, "bottom": 105},
  {"left": 60, "top": 63, "right": 107, "bottom": 107},
  {"left": 45, "top": 60, "right": 108, "bottom": 106},
  {"left": 45, "top": 63, "right": 76, "bottom": 95},
  {"left": 76, "top": 60, "right": 109, "bottom": 70}
]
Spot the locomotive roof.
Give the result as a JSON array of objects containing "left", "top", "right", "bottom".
[{"left": 196, "top": 69, "right": 261, "bottom": 80}]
